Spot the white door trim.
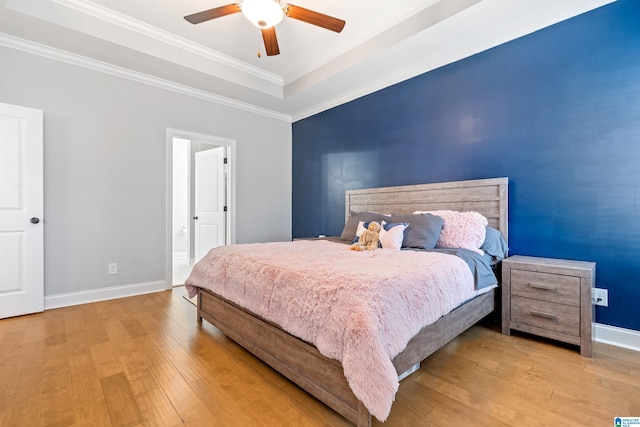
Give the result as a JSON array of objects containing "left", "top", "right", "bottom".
[{"left": 165, "top": 128, "right": 236, "bottom": 290}]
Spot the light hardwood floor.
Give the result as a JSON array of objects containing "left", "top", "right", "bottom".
[{"left": 1, "top": 288, "right": 638, "bottom": 426}]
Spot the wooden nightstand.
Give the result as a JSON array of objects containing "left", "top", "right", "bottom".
[{"left": 501, "top": 255, "right": 596, "bottom": 357}]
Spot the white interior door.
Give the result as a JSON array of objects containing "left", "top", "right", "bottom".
[
  {"left": 194, "top": 147, "right": 225, "bottom": 261},
  {"left": 0, "top": 103, "right": 44, "bottom": 319}
]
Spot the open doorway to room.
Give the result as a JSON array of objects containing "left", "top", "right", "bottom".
[{"left": 166, "top": 129, "right": 236, "bottom": 288}]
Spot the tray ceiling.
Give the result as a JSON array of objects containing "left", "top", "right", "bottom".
[{"left": 0, "top": 0, "right": 615, "bottom": 121}]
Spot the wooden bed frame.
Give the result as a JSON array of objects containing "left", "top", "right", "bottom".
[{"left": 196, "top": 177, "right": 508, "bottom": 426}]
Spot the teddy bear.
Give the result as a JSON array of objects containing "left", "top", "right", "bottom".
[{"left": 350, "top": 221, "right": 382, "bottom": 251}]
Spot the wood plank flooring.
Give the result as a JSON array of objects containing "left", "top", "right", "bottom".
[{"left": 1, "top": 288, "right": 638, "bottom": 426}]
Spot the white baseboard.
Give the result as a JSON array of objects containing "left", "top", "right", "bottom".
[
  {"left": 41, "top": 288, "right": 640, "bottom": 353},
  {"left": 44, "top": 280, "right": 169, "bottom": 310},
  {"left": 594, "top": 323, "right": 640, "bottom": 353}
]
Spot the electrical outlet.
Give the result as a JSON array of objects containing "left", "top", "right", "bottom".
[
  {"left": 108, "top": 263, "right": 118, "bottom": 275},
  {"left": 593, "top": 288, "right": 608, "bottom": 307}
]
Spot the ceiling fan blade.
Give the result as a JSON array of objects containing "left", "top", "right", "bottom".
[
  {"left": 184, "top": 4, "right": 241, "bottom": 24},
  {"left": 261, "top": 27, "right": 280, "bottom": 56},
  {"left": 285, "top": 4, "right": 345, "bottom": 33}
]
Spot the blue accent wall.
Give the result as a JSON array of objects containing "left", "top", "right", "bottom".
[{"left": 292, "top": 0, "right": 640, "bottom": 331}]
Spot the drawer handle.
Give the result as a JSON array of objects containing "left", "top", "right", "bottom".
[
  {"left": 530, "top": 310, "right": 557, "bottom": 320},
  {"left": 529, "top": 283, "right": 557, "bottom": 291}
]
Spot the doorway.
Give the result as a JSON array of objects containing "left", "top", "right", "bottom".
[{"left": 166, "top": 129, "right": 236, "bottom": 288}]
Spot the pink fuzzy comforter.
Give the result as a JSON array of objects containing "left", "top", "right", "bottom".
[{"left": 185, "top": 239, "right": 476, "bottom": 421}]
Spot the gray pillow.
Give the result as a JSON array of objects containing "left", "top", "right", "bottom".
[
  {"left": 390, "top": 213, "right": 444, "bottom": 249},
  {"left": 340, "top": 212, "right": 391, "bottom": 241},
  {"left": 480, "top": 226, "right": 509, "bottom": 261}
]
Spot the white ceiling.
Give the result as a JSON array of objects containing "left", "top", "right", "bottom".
[{"left": 0, "top": 0, "right": 614, "bottom": 121}]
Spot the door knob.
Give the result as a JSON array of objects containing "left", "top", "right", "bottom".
[
  {"left": 30, "top": 217, "right": 40, "bottom": 224},
  {"left": 193, "top": 216, "right": 198, "bottom": 220}
]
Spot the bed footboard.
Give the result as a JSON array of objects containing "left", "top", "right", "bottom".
[
  {"left": 197, "top": 287, "right": 372, "bottom": 427},
  {"left": 197, "top": 286, "right": 498, "bottom": 426},
  {"left": 393, "top": 289, "right": 497, "bottom": 374}
]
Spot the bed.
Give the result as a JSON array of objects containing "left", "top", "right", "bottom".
[{"left": 187, "top": 177, "right": 508, "bottom": 426}]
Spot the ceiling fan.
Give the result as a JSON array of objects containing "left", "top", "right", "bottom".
[{"left": 184, "top": 0, "right": 346, "bottom": 57}]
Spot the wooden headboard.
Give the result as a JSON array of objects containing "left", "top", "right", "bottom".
[{"left": 345, "top": 177, "right": 509, "bottom": 242}]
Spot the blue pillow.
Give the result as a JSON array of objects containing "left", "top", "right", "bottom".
[
  {"left": 480, "top": 226, "right": 509, "bottom": 261},
  {"left": 382, "top": 222, "right": 407, "bottom": 231},
  {"left": 390, "top": 213, "right": 444, "bottom": 249}
]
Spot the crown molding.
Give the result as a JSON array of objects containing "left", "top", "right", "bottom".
[
  {"left": 2, "top": 0, "right": 616, "bottom": 123},
  {"left": 282, "top": 0, "right": 443, "bottom": 86},
  {"left": 0, "top": 33, "right": 292, "bottom": 122},
  {"left": 51, "top": 0, "right": 284, "bottom": 86}
]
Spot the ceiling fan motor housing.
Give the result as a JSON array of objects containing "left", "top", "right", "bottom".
[{"left": 241, "top": 0, "right": 284, "bottom": 28}]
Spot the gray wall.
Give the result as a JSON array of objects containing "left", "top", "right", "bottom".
[{"left": 0, "top": 45, "right": 292, "bottom": 297}]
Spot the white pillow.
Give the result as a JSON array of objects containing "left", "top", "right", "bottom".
[{"left": 379, "top": 223, "right": 408, "bottom": 250}]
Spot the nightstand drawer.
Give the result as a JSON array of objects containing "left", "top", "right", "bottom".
[
  {"left": 511, "top": 296, "right": 580, "bottom": 336},
  {"left": 511, "top": 269, "right": 580, "bottom": 306}
]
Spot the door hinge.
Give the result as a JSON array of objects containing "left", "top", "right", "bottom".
[
  {"left": 224, "top": 206, "right": 228, "bottom": 212},
  {"left": 223, "top": 157, "right": 228, "bottom": 164}
]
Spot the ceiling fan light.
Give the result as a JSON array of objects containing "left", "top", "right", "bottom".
[{"left": 241, "top": 0, "right": 284, "bottom": 28}]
